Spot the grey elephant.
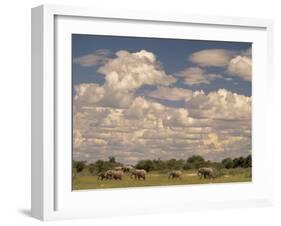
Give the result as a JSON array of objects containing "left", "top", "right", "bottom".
[
  {"left": 122, "top": 165, "right": 134, "bottom": 173},
  {"left": 108, "top": 170, "right": 124, "bottom": 180},
  {"left": 97, "top": 171, "right": 108, "bottom": 181},
  {"left": 168, "top": 170, "right": 182, "bottom": 180},
  {"left": 98, "top": 170, "right": 114, "bottom": 180},
  {"left": 114, "top": 166, "right": 123, "bottom": 171},
  {"left": 197, "top": 167, "right": 215, "bottom": 179},
  {"left": 101, "top": 170, "right": 113, "bottom": 180},
  {"left": 131, "top": 169, "right": 146, "bottom": 180}
]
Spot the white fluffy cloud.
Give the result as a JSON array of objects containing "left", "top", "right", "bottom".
[
  {"left": 73, "top": 49, "right": 111, "bottom": 67},
  {"left": 176, "top": 67, "right": 222, "bottom": 85},
  {"left": 74, "top": 87, "right": 251, "bottom": 163},
  {"left": 74, "top": 50, "right": 176, "bottom": 109},
  {"left": 98, "top": 50, "right": 176, "bottom": 91},
  {"left": 227, "top": 56, "right": 252, "bottom": 81},
  {"left": 188, "top": 48, "right": 252, "bottom": 81},
  {"left": 187, "top": 89, "right": 251, "bottom": 120},
  {"left": 147, "top": 87, "right": 193, "bottom": 101},
  {"left": 189, "top": 49, "right": 234, "bottom": 67},
  {"left": 73, "top": 50, "right": 251, "bottom": 163}
]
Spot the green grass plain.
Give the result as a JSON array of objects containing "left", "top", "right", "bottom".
[{"left": 73, "top": 168, "right": 251, "bottom": 190}]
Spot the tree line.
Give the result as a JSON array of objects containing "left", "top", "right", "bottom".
[{"left": 73, "top": 154, "right": 251, "bottom": 174}]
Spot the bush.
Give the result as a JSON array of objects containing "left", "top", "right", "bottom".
[
  {"left": 73, "top": 161, "right": 86, "bottom": 173},
  {"left": 73, "top": 154, "right": 252, "bottom": 175},
  {"left": 152, "top": 159, "right": 167, "bottom": 170},
  {"left": 108, "top": 156, "right": 116, "bottom": 163},
  {"left": 233, "top": 157, "right": 246, "bottom": 168},
  {"left": 222, "top": 158, "right": 234, "bottom": 169},
  {"left": 165, "top": 159, "right": 185, "bottom": 170},
  {"left": 187, "top": 155, "right": 205, "bottom": 163},
  {"left": 183, "top": 162, "right": 194, "bottom": 170},
  {"left": 136, "top": 160, "right": 154, "bottom": 172},
  {"left": 245, "top": 154, "right": 252, "bottom": 168},
  {"left": 88, "top": 163, "right": 97, "bottom": 175},
  {"left": 186, "top": 155, "right": 205, "bottom": 169}
]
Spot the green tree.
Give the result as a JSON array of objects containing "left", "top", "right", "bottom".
[
  {"left": 183, "top": 162, "right": 193, "bottom": 170},
  {"left": 187, "top": 155, "right": 205, "bottom": 163},
  {"left": 222, "top": 158, "right": 234, "bottom": 169},
  {"left": 245, "top": 154, "right": 252, "bottom": 168},
  {"left": 174, "top": 159, "right": 185, "bottom": 170},
  {"left": 88, "top": 163, "right": 96, "bottom": 175},
  {"left": 108, "top": 156, "right": 116, "bottom": 163},
  {"left": 136, "top": 160, "right": 154, "bottom": 172},
  {"left": 74, "top": 161, "right": 86, "bottom": 173},
  {"left": 166, "top": 159, "right": 177, "bottom": 170},
  {"left": 95, "top": 160, "right": 106, "bottom": 172},
  {"left": 152, "top": 159, "right": 166, "bottom": 170},
  {"left": 233, "top": 157, "right": 245, "bottom": 168},
  {"left": 186, "top": 155, "right": 205, "bottom": 169}
]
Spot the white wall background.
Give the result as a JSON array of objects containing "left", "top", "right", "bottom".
[{"left": 0, "top": 0, "right": 280, "bottom": 225}]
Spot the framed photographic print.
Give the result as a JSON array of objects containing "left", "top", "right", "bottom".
[{"left": 31, "top": 4, "right": 274, "bottom": 221}]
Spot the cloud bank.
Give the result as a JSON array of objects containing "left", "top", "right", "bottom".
[
  {"left": 189, "top": 49, "right": 234, "bottom": 67},
  {"left": 176, "top": 67, "right": 223, "bottom": 85},
  {"left": 73, "top": 49, "right": 111, "bottom": 67},
  {"left": 188, "top": 48, "right": 252, "bottom": 82},
  {"left": 73, "top": 50, "right": 251, "bottom": 164}
]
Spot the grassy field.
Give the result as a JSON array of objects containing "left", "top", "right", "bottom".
[{"left": 73, "top": 168, "right": 251, "bottom": 190}]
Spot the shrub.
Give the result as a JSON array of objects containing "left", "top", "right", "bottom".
[
  {"left": 186, "top": 155, "right": 205, "bottom": 169},
  {"left": 244, "top": 154, "right": 252, "bottom": 168},
  {"left": 222, "top": 158, "right": 234, "bottom": 169},
  {"left": 136, "top": 160, "right": 154, "bottom": 172},
  {"left": 74, "top": 161, "right": 86, "bottom": 173}
]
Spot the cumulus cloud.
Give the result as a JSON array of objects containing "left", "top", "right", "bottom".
[
  {"left": 98, "top": 50, "right": 176, "bottom": 91},
  {"left": 74, "top": 50, "right": 176, "bottom": 109},
  {"left": 74, "top": 87, "right": 251, "bottom": 163},
  {"left": 189, "top": 49, "right": 234, "bottom": 67},
  {"left": 73, "top": 49, "right": 111, "bottom": 67},
  {"left": 187, "top": 89, "right": 251, "bottom": 120},
  {"left": 176, "top": 67, "right": 222, "bottom": 85},
  {"left": 188, "top": 48, "right": 252, "bottom": 81},
  {"left": 147, "top": 87, "right": 193, "bottom": 101},
  {"left": 73, "top": 49, "right": 251, "bottom": 164},
  {"left": 227, "top": 56, "right": 252, "bottom": 81}
]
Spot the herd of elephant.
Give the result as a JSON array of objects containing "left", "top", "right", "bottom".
[
  {"left": 168, "top": 167, "right": 215, "bottom": 179},
  {"left": 97, "top": 166, "right": 216, "bottom": 181}
]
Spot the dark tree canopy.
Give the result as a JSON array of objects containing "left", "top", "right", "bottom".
[
  {"left": 73, "top": 161, "right": 86, "bottom": 173},
  {"left": 222, "top": 158, "right": 234, "bottom": 169},
  {"left": 73, "top": 154, "right": 252, "bottom": 174}
]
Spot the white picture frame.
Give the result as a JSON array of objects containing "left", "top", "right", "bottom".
[{"left": 31, "top": 4, "right": 274, "bottom": 221}]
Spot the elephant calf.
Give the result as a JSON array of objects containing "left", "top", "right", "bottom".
[
  {"left": 197, "top": 167, "right": 215, "bottom": 179},
  {"left": 168, "top": 170, "right": 182, "bottom": 180}
]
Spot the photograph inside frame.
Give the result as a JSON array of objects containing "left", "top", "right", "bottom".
[{"left": 72, "top": 34, "right": 252, "bottom": 190}]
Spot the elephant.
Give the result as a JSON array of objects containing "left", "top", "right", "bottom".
[
  {"left": 168, "top": 170, "right": 182, "bottom": 180},
  {"left": 197, "top": 167, "right": 215, "bottom": 179},
  {"left": 131, "top": 169, "right": 146, "bottom": 180},
  {"left": 97, "top": 170, "right": 115, "bottom": 180},
  {"left": 108, "top": 170, "right": 124, "bottom": 180},
  {"left": 97, "top": 171, "right": 110, "bottom": 181},
  {"left": 114, "top": 166, "right": 123, "bottom": 171},
  {"left": 122, "top": 165, "right": 134, "bottom": 173}
]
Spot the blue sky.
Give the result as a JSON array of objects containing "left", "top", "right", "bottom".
[{"left": 72, "top": 34, "right": 251, "bottom": 96}]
